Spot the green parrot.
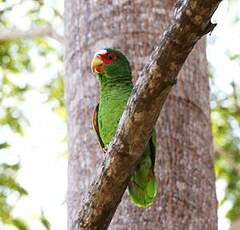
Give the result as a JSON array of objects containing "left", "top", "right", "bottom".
[{"left": 91, "top": 48, "right": 157, "bottom": 208}]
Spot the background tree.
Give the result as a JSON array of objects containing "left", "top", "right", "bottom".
[{"left": 65, "top": 0, "right": 218, "bottom": 229}]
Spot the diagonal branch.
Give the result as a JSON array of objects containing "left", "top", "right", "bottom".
[
  {"left": 72, "top": 0, "right": 222, "bottom": 229},
  {"left": 0, "top": 25, "right": 64, "bottom": 43}
]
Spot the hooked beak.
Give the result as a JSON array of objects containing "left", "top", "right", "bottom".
[{"left": 91, "top": 55, "right": 104, "bottom": 73}]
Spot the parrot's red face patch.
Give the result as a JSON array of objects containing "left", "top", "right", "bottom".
[
  {"left": 91, "top": 50, "right": 117, "bottom": 73},
  {"left": 97, "top": 51, "right": 117, "bottom": 64}
]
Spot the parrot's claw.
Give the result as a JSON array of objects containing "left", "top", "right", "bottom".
[{"left": 103, "top": 146, "right": 108, "bottom": 153}]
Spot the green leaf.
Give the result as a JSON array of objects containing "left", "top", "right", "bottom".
[
  {"left": 40, "top": 210, "right": 51, "bottom": 230},
  {"left": 0, "top": 142, "right": 9, "bottom": 149}
]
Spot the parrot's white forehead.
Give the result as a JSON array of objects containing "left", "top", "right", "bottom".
[{"left": 94, "top": 49, "right": 107, "bottom": 57}]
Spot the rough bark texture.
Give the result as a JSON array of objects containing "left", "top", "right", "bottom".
[
  {"left": 65, "top": 0, "right": 219, "bottom": 229},
  {"left": 231, "top": 219, "right": 240, "bottom": 230}
]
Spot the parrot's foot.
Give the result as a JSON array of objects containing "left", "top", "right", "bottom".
[{"left": 103, "top": 146, "right": 108, "bottom": 153}]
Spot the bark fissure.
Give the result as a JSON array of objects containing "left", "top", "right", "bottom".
[{"left": 65, "top": 0, "right": 221, "bottom": 229}]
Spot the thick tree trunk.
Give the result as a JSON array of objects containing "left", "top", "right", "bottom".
[{"left": 65, "top": 1, "right": 218, "bottom": 229}]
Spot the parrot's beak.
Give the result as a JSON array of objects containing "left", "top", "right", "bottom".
[{"left": 91, "top": 55, "right": 104, "bottom": 73}]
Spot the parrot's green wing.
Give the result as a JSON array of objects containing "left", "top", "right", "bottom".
[{"left": 92, "top": 104, "right": 105, "bottom": 151}]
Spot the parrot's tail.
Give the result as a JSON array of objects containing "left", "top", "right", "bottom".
[{"left": 128, "top": 153, "right": 157, "bottom": 208}]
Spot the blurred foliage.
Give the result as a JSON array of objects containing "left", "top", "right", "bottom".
[
  {"left": 0, "top": 0, "right": 63, "bottom": 229},
  {"left": 40, "top": 210, "right": 51, "bottom": 230},
  {"left": 0, "top": 162, "right": 29, "bottom": 230},
  {"left": 210, "top": 0, "right": 240, "bottom": 223},
  {"left": 44, "top": 73, "right": 65, "bottom": 119},
  {"left": 212, "top": 78, "right": 240, "bottom": 221},
  {"left": 0, "top": 38, "right": 31, "bottom": 230}
]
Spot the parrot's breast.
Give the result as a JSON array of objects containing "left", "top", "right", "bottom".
[{"left": 98, "top": 86, "right": 132, "bottom": 146}]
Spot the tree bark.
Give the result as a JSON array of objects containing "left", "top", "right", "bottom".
[{"left": 65, "top": 0, "right": 218, "bottom": 229}]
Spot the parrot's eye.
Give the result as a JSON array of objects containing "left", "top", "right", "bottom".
[{"left": 100, "top": 52, "right": 116, "bottom": 64}]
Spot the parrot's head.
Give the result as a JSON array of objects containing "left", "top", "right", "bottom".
[{"left": 91, "top": 48, "right": 131, "bottom": 82}]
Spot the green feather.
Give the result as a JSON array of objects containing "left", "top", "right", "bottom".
[{"left": 94, "top": 48, "right": 157, "bottom": 207}]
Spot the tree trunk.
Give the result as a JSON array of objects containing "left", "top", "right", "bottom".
[{"left": 65, "top": 1, "right": 218, "bottom": 229}]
